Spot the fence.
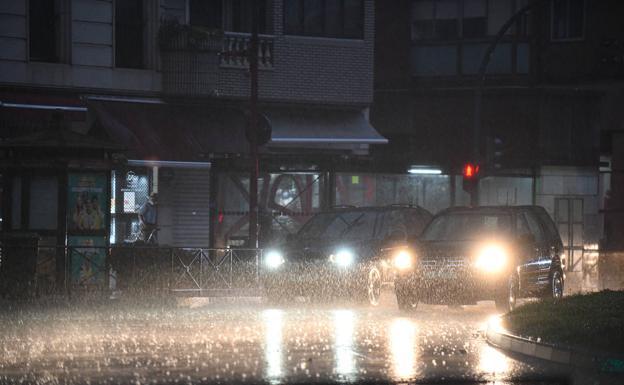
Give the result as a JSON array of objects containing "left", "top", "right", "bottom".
[{"left": 0, "top": 243, "right": 262, "bottom": 298}]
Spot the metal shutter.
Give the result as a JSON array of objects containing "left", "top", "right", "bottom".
[{"left": 171, "top": 169, "right": 211, "bottom": 247}]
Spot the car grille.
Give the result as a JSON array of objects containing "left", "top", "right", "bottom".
[
  {"left": 288, "top": 250, "right": 325, "bottom": 261},
  {"left": 419, "top": 256, "right": 469, "bottom": 270}
]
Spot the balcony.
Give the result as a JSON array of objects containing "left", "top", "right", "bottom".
[
  {"left": 221, "top": 32, "right": 274, "bottom": 69},
  {"left": 159, "top": 22, "right": 274, "bottom": 96}
]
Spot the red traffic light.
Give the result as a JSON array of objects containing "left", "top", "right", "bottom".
[{"left": 463, "top": 163, "right": 479, "bottom": 179}]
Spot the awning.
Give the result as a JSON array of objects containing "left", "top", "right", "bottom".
[
  {"left": 89, "top": 100, "right": 249, "bottom": 161},
  {"left": 265, "top": 107, "right": 388, "bottom": 146},
  {"left": 89, "top": 100, "right": 387, "bottom": 161}
]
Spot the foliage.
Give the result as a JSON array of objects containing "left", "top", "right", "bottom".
[
  {"left": 158, "top": 18, "right": 223, "bottom": 51},
  {"left": 503, "top": 290, "right": 624, "bottom": 354}
]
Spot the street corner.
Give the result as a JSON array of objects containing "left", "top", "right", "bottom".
[{"left": 485, "top": 314, "right": 624, "bottom": 379}]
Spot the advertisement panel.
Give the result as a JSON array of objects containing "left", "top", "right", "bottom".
[
  {"left": 69, "top": 236, "right": 107, "bottom": 286},
  {"left": 68, "top": 173, "right": 107, "bottom": 232}
]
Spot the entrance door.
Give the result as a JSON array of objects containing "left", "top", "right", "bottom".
[{"left": 555, "top": 198, "right": 584, "bottom": 272}]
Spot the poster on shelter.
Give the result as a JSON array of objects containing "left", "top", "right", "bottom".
[
  {"left": 69, "top": 236, "right": 106, "bottom": 286},
  {"left": 68, "top": 173, "right": 107, "bottom": 232}
]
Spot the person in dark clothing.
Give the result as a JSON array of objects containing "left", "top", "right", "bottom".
[{"left": 138, "top": 192, "right": 158, "bottom": 243}]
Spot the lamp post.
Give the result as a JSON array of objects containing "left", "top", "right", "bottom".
[
  {"left": 248, "top": 0, "right": 260, "bottom": 248},
  {"left": 472, "top": 0, "right": 544, "bottom": 206}
]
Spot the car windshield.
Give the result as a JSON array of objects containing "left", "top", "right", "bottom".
[
  {"left": 297, "top": 211, "right": 377, "bottom": 239},
  {"left": 422, "top": 213, "right": 512, "bottom": 241}
]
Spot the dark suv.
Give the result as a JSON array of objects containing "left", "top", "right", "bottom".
[
  {"left": 262, "top": 205, "right": 432, "bottom": 305},
  {"left": 392, "top": 205, "right": 565, "bottom": 312}
]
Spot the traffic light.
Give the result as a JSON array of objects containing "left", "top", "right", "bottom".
[
  {"left": 462, "top": 162, "right": 479, "bottom": 193},
  {"left": 486, "top": 136, "right": 505, "bottom": 170}
]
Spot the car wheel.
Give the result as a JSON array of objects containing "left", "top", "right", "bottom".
[
  {"left": 495, "top": 274, "right": 518, "bottom": 313},
  {"left": 367, "top": 267, "right": 382, "bottom": 306},
  {"left": 550, "top": 269, "right": 564, "bottom": 299}
]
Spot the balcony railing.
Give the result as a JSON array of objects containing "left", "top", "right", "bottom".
[
  {"left": 221, "top": 32, "right": 274, "bottom": 69},
  {"left": 159, "top": 28, "right": 275, "bottom": 95}
]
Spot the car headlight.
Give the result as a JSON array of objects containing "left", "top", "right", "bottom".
[
  {"left": 330, "top": 249, "right": 354, "bottom": 267},
  {"left": 264, "top": 250, "right": 285, "bottom": 269},
  {"left": 393, "top": 249, "right": 414, "bottom": 270},
  {"left": 475, "top": 244, "right": 507, "bottom": 272}
]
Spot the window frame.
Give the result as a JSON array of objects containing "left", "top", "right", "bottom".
[
  {"left": 523, "top": 211, "right": 546, "bottom": 244},
  {"left": 550, "top": 0, "right": 586, "bottom": 42},
  {"left": 283, "top": 0, "right": 365, "bottom": 40}
]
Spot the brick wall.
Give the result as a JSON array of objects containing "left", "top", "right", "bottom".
[{"left": 215, "top": 0, "right": 375, "bottom": 106}]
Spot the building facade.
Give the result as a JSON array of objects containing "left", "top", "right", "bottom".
[
  {"left": 0, "top": 0, "right": 394, "bottom": 291},
  {"left": 372, "top": 0, "right": 624, "bottom": 292}
]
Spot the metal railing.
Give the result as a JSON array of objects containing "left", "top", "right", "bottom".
[{"left": 0, "top": 244, "right": 262, "bottom": 298}]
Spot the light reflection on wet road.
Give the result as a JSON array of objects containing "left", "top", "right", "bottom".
[{"left": 0, "top": 294, "right": 571, "bottom": 384}]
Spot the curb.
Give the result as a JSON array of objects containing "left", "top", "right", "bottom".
[
  {"left": 485, "top": 321, "right": 624, "bottom": 374},
  {"left": 176, "top": 296, "right": 265, "bottom": 306}
]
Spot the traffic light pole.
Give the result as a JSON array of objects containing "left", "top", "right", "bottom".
[
  {"left": 248, "top": 0, "right": 259, "bottom": 248},
  {"left": 472, "top": 0, "right": 543, "bottom": 206}
]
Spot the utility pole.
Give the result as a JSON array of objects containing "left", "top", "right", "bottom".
[
  {"left": 248, "top": 0, "right": 259, "bottom": 248},
  {"left": 472, "top": 0, "right": 543, "bottom": 206}
]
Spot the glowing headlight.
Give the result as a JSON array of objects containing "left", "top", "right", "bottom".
[
  {"left": 393, "top": 249, "right": 413, "bottom": 270},
  {"left": 331, "top": 249, "right": 354, "bottom": 267},
  {"left": 264, "top": 250, "right": 285, "bottom": 269},
  {"left": 475, "top": 245, "right": 507, "bottom": 272}
]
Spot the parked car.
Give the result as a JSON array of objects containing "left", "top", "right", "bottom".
[
  {"left": 392, "top": 205, "right": 565, "bottom": 312},
  {"left": 262, "top": 205, "right": 433, "bottom": 305}
]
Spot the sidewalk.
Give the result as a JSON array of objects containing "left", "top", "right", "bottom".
[{"left": 485, "top": 317, "right": 624, "bottom": 375}]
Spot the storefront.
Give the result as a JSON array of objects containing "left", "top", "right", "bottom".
[
  {"left": 0, "top": 104, "right": 121, "bottom": 294},
  {"left": 89, "top": 99, "right": 401, "bottom": 249}
]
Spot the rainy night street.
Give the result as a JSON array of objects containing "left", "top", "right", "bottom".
[{"left": 0, "top": 293, "right": 577, "bottom": 384}]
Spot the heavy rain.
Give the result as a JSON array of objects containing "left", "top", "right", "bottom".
[
  {"left": 1, "top": 0, "right": 624, "bottom": 384},
  {"left": 0, "top": 296, "right": 567, "bottom": 384}
]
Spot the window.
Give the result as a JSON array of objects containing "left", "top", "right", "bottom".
[
  {"left": 410, "top": 0, "right": 531, "bottom": 77},
  {"left": 422, "top": 213, "right": 511, "bottom": 241},
  {"left": 190, "top": 0, "right": 268, "bottom": 34},
  {"left": 463, "top": 0, "right": 486, "bottom": 38},
  {"left": 515, "top": 213, "right": 531, "bottom": 237},
  {"left": 29, "top": 176, "right": 58, "bottom": 230},
  {"left": 284, "top": 0, "right": 364, "bottom": 39},
  {"left": 524, "top": 212, "right": 545, "bottom": 244},
  {"left": 411, "top": 0, "right": 530, "bottom": 41},
  {"left": 228, "top": 0, "right": 267, "bottom": 33},
  {"left": 552, "top": 0, "right": 584, "bottom": 40},
  {"left": 411, "top": 0, "right": 458, "bottom": 40},
  {"left": 115, "top": 0, "right": 144, "bottom": 68},
  {"left": 110, "top": 170, "right": 150, "bottom": 244},
  {"left": 190, "top": 0, "right": 223, "bottom": 30},
  {"left": 29, "top": 0, "right": 61, "bottom": 62}
]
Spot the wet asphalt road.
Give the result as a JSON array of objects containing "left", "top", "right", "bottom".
[{"left": 0, "top": 292, "right": 587, "bottom": 384}]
